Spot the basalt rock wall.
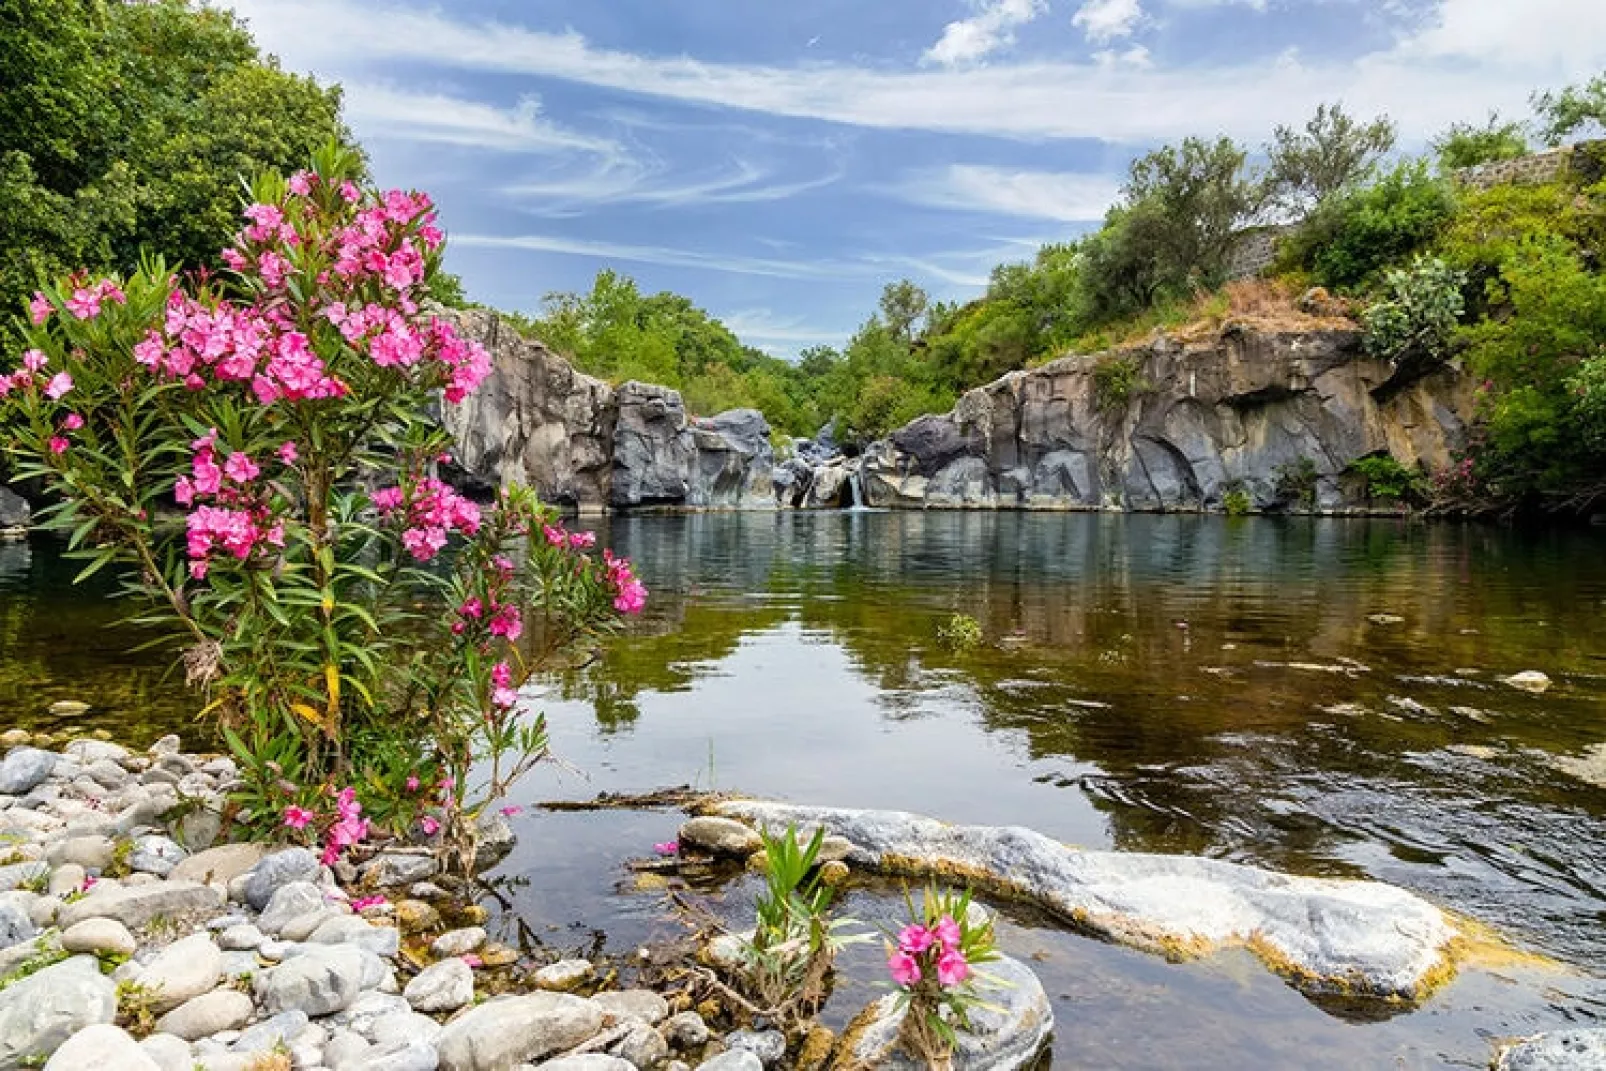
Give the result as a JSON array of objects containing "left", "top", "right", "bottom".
[{"left": 859, "top": 326, "right": 1475, "bottom": 512}]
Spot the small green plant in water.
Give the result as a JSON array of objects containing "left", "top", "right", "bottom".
[
  {"left": 935, "top": 614, "right": 983, "bottom": 652},
  {"left": 885, "top": 887, "right": 1002, "bottom": 1071},
  {"left": 732, "top": 825, "right": 865, "bottom": 1030}
]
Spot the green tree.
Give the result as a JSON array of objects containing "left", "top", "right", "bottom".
[
  {"left": 1532, "top": 72, "right": 1606, "bottom": 146},
  {"left": 878, "top": 280, "right": 930, "bottom": 345},
  {"left": 0, "top": 0, "right": 356, "bottom": 348},
  {"left": 1432, "top": 114, "right": 1531, "bottom": 170},
  {"left": 1265, "top": 103, "right": 1397, "bottom": 215},
  {"left": 1284, "top": 160, "right": 1456, "bottom": 291},
  {"left": 1120, "top": 136, "right": 1260, "bottom": 291}
]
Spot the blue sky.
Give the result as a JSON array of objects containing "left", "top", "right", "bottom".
[{"left": 221, "top": 0, "right": 1606, "bottom": 357}]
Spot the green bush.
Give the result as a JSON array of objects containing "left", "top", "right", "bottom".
[
  {"left": 1362, "top": 256, "right": 1467, "bottom": 374},
  {"left": 1092, "top": 355, "right": 1148, "bottom": 410},
  {"left": 1432, "top": 115, "right": 1530, "bottom": 170},
  {"left": 1222, "top": 488, "right": 1253, "bottom": 516},
  {"left": 1273, "top": 457, "right": 1320, "bottom": 510},
  {"left": 1347, "top": 455, "right": 1427, "bottom": 502},
  {"left": 1283, "top": 161, "right": 1456, "bottom": 291}
]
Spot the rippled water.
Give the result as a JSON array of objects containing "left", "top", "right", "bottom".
[{"left": 5, "top": 513, "right": 1606, "bottom": 1068}]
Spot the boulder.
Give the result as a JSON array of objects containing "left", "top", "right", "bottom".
[
  {"left": 58, "top": 881, "right": 223, "bottom": 930},
  {"left": 436, "top": 992, "right": 604, "bottom": 1071},
  {"left": 589, "top": 989, "right": 668, "bottom": 1026},
  {"left": 687, "top": 410, "right": 774, "bottom": 509},
  {"left": 0, "top": 748, "right": 56, "bottom": 795},
  {"left": 242, "top": 848, "right": 321, "bottom": 910},
  {"left": 139, "top": 933, "right": 222, "bottom": 1012},
  {"left": 611, "top": 382, "right": 695, "bottom": 508},
  {"left": 1497, "top": 1029, "right": 1606, "bottom": 1070},
  {"left": 677, "top": 817, "right": 762, "bottom": 858},
  {"left": 60, "top": 919, "right": 136, "bottom": 957},
  {"left": 0, "top": 955, "right": 118, "bottom": 1068},
  {"left": 403, "top": 957, "right": 473, "bottom": 1013},
  {"left": 153, "top": 988, "right": 253, "bottom": 1041},
  {"left": 725, "top": 1029, "right": 785, "bottom": 1067},
  {"left": 255, "top": 945, "right": 367, "bottom": 1017},
  {"left": 308, "top": 915, "right": 400, "bottom": 958},
  {"left": 430, "top": 927, "right": 486, "bottom": 958},
  {"left": 168, "top": 844, "right": 267, "bottom": 887},
  {"left": 0, "top": 899, "right": 36, "bottom": 950},
  {"left": 257, "top": 881, "right": 326, "bottom": 936},
  {"left": 712, "top": 800, "right": 1459, "bottom": 999},
  {"left": 842, "top": 955, "right": 1051, "bottom": 1071},
  {"left": 137, "top": 1033, "right": 192, "bottom": 1071},
  {"left": 41, "top": 1024, "right": 159, "bottom": 1071}
]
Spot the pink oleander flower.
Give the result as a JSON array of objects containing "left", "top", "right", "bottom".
[
  {"left": 277, "top": 441, "right": 298, "bottom": 465},
  {"left": 350, "top": 895, "right": 387, "bottom": 912},
  {"left": 29, "top": 292, "right": 51, "bottom": 325},
  {"left": 371, "top": 486, "right": 404, "bottom": 513},
  {"left": 419, "top": 816, "right": 441, "bottom": 836},
  {"left": 43, "top": 372, "right": 72, "bottom": 400},
  {"left": 405, "top": 775, "right": 420, "bottom": 792},
  {"left": 223, "top": 451, "right": 259, "bottom": 483},
  {"left": 283, "top": 806, "right": 315, "bottom": 830},
  {"left": 933, "top": 915, "right": 962, "bottom": 952},
  {"left": 488, "top": 604, "right": 522, "bottom": 641},
  {"left": 653, "top": 840, "right": 678, "bottom": 856},
  {"left": 499, "top": 805, "right": 523, "bottom": 817},
  {"left": 22, "top": 349, "right": 47, "bottom": 373},
  {"left": 888, "top": 951, "right": 922, "bottom": 987},
  {"left": 898, "top": 924, "right": 936, "bottom": 956},
  {"left": 189, "top": 560, "right": 208, "bottom": 580},
  {"left": 62, "top": 413, "right": 84, "bottom": 431},
  {"left": 936, "top": 948, "right": 971, "bottom": 987},
  {"left": 48, "top": 436, "right": 69, "bottom": 455},
  {"left": 288, "top": 170, "right": 314, "bottom": 196},
  {"left": 339, "top": 180, "right": 361, "bottom": 203},
  {"left": 542, "top": 523, "right": 567, "bottom": 547},
  {"left": 66, "top": 288, "right": 101, "bottom": 319},
  {"left": 460, "top": 953, "right": 483, "bottom": 968},
  {"left": 569, "top": 530, "right": 596, "bottom": 549},
  {"left": 458, "top": 597, "right": 484, "bottom": 620}
]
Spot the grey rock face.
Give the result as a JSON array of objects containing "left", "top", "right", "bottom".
[
  {"left": 694, "top": 1053, "right": 762, "bottom": 1071},
  {"left": 611, "top": 382, "right": 696, "bottom": 508},
  {"left": 857, "top": 328, "right": 1474, "bottom": 513},
  {"left": 1497, "top": 1030, "right": 1606, "bottom": 1070},
  {"left": 845, "top": 955, "right": 1052, "bottom": 1071},
  {"left": 713, "top": 800, "right": 1458, "bottom": 1000},
  {"left": 242, "top": 848, "right": 321, "bottom": 910},
  {"left": 57, "top": 881, "right": 223, "bottom": 930},
  {"left": 686, "top": 409, "right": 774, "bottom": 509},
  {"left": 0, "top": 748, "right": 57, "bottom": 794},
  {"left": 436, "top": 992, "right": 604, "bottom": 1071},
  {"left": 358, "top": 853, "right": 437, "bottom": 888},
  {"left": 0, "top": 955, "right": 118, "bottom": 1068}
]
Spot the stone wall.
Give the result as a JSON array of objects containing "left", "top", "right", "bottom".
[
  {"left": 1454, "top": 139, "right": 1606, "bottom": 191},
  {"left": 1224, "top": 225, "right": 1294, "bottom": 282}
]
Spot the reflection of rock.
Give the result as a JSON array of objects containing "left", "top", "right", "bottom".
[
  {"left": 0, "top": 486, "right": 28, "bottom": 531},
  {"left": 1551, "top": 744, "right": 1606, "bottom": 790},
  {"left": 839, "top": 954, "right": 1052, "bottom": 1071},
  {"left": 710, "top": 801, "right": 1458, "bottom": 1000},
  {"left": 1496, "top": 1029, "right": 1606, "bottom": 1070}
]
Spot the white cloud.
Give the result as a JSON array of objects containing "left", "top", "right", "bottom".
[
  {"left": 340, "top": 83, "right": 620, "bottom": 156},
  {"left": 896, "top": 165, "right": 1121, "bottom": 221},
  {"left": 721, "top": 310, "right": 845, "bottom": 346},
  {"left": 504, "top": 160, "right": 842, "bottom": 214},
  {"left": 925, "top": 0, "right": 1049, "bottom": 67},
  {"left": 222, "top": 0, "right": 1606, "bottom": 145},
  {"left": 1072, "top": 0, "right": 1144, "bottom": 43}
]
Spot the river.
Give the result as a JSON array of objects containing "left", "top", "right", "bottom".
[{"left": 3, "top": 513, "right": 1604, "bottom": 1067}]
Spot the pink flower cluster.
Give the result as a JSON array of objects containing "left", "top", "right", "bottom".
[
  {"left": 490, "top": 660, "right": 517, "bottom": 709},
  {"left": 541, "top": 522, "right": 596, "bottom": 551},
  {"left": 133, "top": 293, "right": 347, "bottom": 403},
  {"left": 371, "top": 477, "right": 481, "bottom": 562},
  {"left": 602, "top": 550, "right": 648, "bottom": 615},
  {"left": 321, "top": 787, "right": 370, "bottom": 866},
  {"left": 65, "top": 280, "right": 126, "bottom": 321},
  {"left": 177, "top": 430, "right": 284, "bottom": 578},
  {"left": 887, "top": 914, "right": 970, "bottom": 989}
]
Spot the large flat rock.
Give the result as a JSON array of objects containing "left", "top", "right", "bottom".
[{"left": 711, "top": 800, "right": 1458, "bottom": 999}]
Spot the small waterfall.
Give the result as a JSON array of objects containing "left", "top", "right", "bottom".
[{"left": 848, "top": 467, "right": 867, "bottom": 511}]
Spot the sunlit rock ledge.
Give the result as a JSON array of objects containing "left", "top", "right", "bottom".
[{"left": 706, "top": 800, "right": 1460, "bottom": 1001}]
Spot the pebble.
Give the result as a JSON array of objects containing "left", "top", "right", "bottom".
[
  {"left": 0, "top": 748, "right": 57, "bottom": 794},
  {"left": 613, "top": 1021, "right": 669, "bottom": 1068},
  {"left": 310, "top": 914, "right": 402, "bottom": 957},
  {"left": 430, "top": 926, "right": 486, "bottom": 957},
  {"left": 61, "top": 917, "right": 138, "bottom": 956},
  {"left": 661, "top": 1011, "right": 710, "bottom": 1050},
  {"left": 217, "top": 923, "right": 265, "bottom": 951},
  {"left": 155, "top": 987, "right": 254, "bottom": 1040},
  {"left": 1503, "top": 670, "right": 1553, "bottom": 693},
  {"left": 590, "top": 989, "right": 669, "bottom": 1026},
  {"left": 532, "top": 959, "right": 593, "bottom": 992},
  {"left": 725, "top": 1028, "right": 786, "bottom": 1067}
]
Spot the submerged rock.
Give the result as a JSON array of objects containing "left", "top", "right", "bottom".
[
  {"left": 1551, "top": 743, "right": 1606, "bottom": 790},
  {"left": 841, "top": 955, "right": 1051, "bottom": 1071},
  {"left": 1502, "top": 671, "right": 1552, "bottom": 694},
  {"left": 711, "top": 800, "right": 1458, "bottom": 999},
  {"left": 1497, "top": 1029, "right": 1606, "bottom": 1070},
  {"left": 677, "top": 817, "right": 762, "bottom": 857}
]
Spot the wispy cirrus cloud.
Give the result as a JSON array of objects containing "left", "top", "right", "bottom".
[
  {"left": 924, "top": 0, "right": 1049, "bottom": 67},
  {"left": 503, "top": 159, "right": 844, "bottom": 215},
  {"left": 340, "top": 83, "right": 621, "bottom": 156},
  {"left": 895, "top": 165, "right": 1121, "bottom": 221}
]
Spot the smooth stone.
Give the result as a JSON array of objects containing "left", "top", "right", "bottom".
[
  {"left": 217, "top": 924, "right": 264, "bottom": 951},
  {"left": 436, "top": 993, "right": 605, "bottom": 1071},
  {"left": 532, "top": 959, "right": 593, "bottom": 992},
  {"left": 335, "top": 991, "right": 413, "bottom": 1040},
  {"left": 358, "top": 854, "right": 438, "bottom": 887},
  {"left": 473, "top": 812, "right": 516, "bottom": 873},
  {"left": 309, "top": 915, "right": 401, "bottom": 958},
  {"left": 81, "top": 760, "right": 128, "bottom": 789},
  {"left": 536, "top": 1058, "right": 634, "bottom": 1071},
  {"left": 47, "top": 865, "right": 87, "bottom": 899},
  {"left": 394, "top": 900, "right": 441, "bottom": 934},
  {"left": 230, "top": 1009, "right": 310, "bottom": 1053},
  {"left": 1503, "top": 670, "right": 1553, "bottom": 693},
  {"left": 168, "top": 843, "right": 266, "bottom": 887},
  {"left": 0, "top": 749, "right": 57, "bottom": 795},
  {"left": 370, "top": 1011, "right": 443, "bottom": 1049},
  {"left": 347, "top": 1039, "right": 440, "bottom": 1071},
  {"left": 590, "top": 990, "right": 668, "bottom": 1026},
  {"left": 41, "top": 1023, "right": 160, "bottom": 1071},
  {"left": 725, "top": 1030, "right": 784, "bottom": 1067},
  {"left": 326, "top": 1030, "right": 372, "bottom": 1068},
  {"left": 63, "top": 741, "right": 127, "bottom": 764},
  {"left": 281, "top": 907, "right": 340, "bottom": 943},
  {"left": 218, "top": 951, "right": 257, "bottom": 979},
  {"left": 129, "top": 835, "right": 188, "bottom": 878},
  {"left": 256, "top": 944, "right": 367, "bottom": 1017},
  {"left": 0, "top": 899, "right": 37, "bottom": 950},
  {"left": 242, "top": 848, "right": 322, "bottom": 910},
  {"left": 676, "top": 817, "right": 762, "bottom": 857},
  {"left": 660, "top": 1012, "right": 709, "bottom": 1051},
  {"left": 257, "top": 881, "right": 326, "bottom": 936},
  {"left": 693, "top": 1054, "right": 761, "bottom": 1071},
  {"left": 138, "top": 1032, "right": 194, "bottom": 1071},
  {"left": 147, "top": 736, "right": 182, "bottom": 757},
  {"left": 140, "top": 933, "right": 223, "bottom": 1012},
  {"left": 57, "top": 880, "right": 222, "bottom": 929},
  {"left": 60, "top": 918, "right": 137, "bottom": 957},
  {"left": 1497, "top": 1029, "right": 1606, "bottom": 1069},
  {"left": 844, "top": 955, "right": 1052, "bottom": 1071},
  {"left": 404, "top": 957, "right": 474, "bottom": 1013},
  {"left": 0, "top": 955, "right": 118, "bottom": 1068},
  {"left": 613, "top": 1022, "right": 668, "bottom": 1069},
  {"left": 154, "top": 987, "right": 254, "bottom": 1041},
  {"left": 430, "top": 927, "right": 486, "bottom": 957}
]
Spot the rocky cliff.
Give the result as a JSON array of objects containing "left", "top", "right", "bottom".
[
  {"left": 852, "top": 325, "right": 1474, "bottom": 512},
  {"left": 442, "top": 310, "right": 774, "bottom": 511}
]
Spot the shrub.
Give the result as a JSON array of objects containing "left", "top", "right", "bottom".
[
  {"left": 1284, "top": 161, "right": 1457, "bottom": 291},
  {"left": 1092, "top": 354, "right": 1148, "bottom": 410},
  {"left": 1362, "top": 256, "right": 1467, "bottom": 375},
  {"left": 1347, "top": 455, "right": 1427, "bottom": 503},
  {"left": 884, "top": 887, "right": 1000, "bottom": 1070},
  {"left": 1273, "top": 457, "right": 1320, "bottom": 510},
  {"left": 1432, "top": 115, "right": 1530, "bottom": 171},
  {"left": 1264, "top": 103, "right": 1397, "bottom": 216},
  {"left": 0, "top": 146, "right": 644, "bottom": 873},
  {"left": 1222, "top": 487, "right": 1252, "bottom": 516}
]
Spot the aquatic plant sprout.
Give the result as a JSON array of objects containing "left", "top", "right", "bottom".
[{"left": 0, "top": 144, "right": 645, "bottom": 874}]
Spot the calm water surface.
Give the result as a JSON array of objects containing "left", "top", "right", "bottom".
[{"left": 4, "top": 513, "right": 1606, "bottom": 1068}]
